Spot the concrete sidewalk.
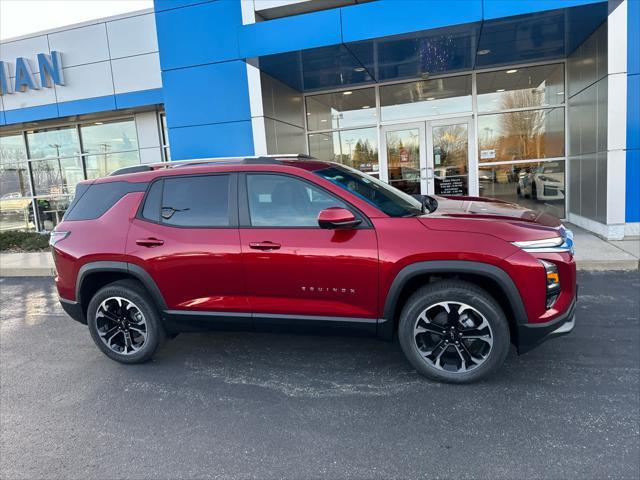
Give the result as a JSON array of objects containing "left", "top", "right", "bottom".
[{"left": 1, "top": 227, "right": 638, "bottom": 277}]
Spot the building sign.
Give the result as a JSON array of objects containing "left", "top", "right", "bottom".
[
  {"left": 480, "top": 149, "right": 496, "bottom": 160},
  {"left": 0, "top": 52, "right": 65, "bottom": 95},
  {"left": 438, "top": 176, "right": 465, "bottom": 195}
]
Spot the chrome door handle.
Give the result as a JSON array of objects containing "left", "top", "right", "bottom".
[
  {"left": 249, "top": 241, "right": 281, "bottom": 251},
  {"left": 136, "top": 237, "right": 164, "bottom": 247}
]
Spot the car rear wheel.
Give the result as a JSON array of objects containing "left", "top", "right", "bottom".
[
  {"left": 87, "top": 279, "right": 166, "bottom": 364},
  {"left": 398, "top": 280, "right": 510, "bottom": 383}
]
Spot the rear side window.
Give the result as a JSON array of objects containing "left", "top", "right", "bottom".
[
  {"left": 64, "top": 182, "right": 147, "bottom": 221},
  {"left": 141, "top": 175, "right": 231, "bottom": 227}
]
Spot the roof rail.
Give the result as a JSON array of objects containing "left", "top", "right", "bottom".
[
  {"left": 107, "top": 154, "right": 316, "bottom": 176},
  {"left": 136, "top": 153, "right": 315, "bottom": 173}
]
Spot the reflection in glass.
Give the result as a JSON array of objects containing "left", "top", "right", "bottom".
[
  {"left": 380, "top": 75, "right": 472, "bottom": 121},
  {"left": 308, "top": 128, "right": 378, "bottom": 175},
  {"left": 81, "top": 119, "right": 138, "bottom": 154},
  {"left": 385, "top": 128, "right": 421, "bottom": 194},
  {"left": 479, "top": 160, "right": 565, "bottom": 218},
  {"left": 432, "top": 123, "right": 468, "bottom": 195},
  {"left": 306, "top": 88, "right": 377, "bottom": 131},
  {"left": 26, "top": 126, "right": 80, "bottom": 159},
  {"left": 85, "top": 151, "right": 140, "bottom": 179},
  {"left": 478, "top": 107, "right": 564, "bottom": 162},
  {"left": 33, "top": 196, "right": 72, "bottom": 230},
  {"left": 1, "top": 134, "right": 27, "bottom": 162},
  {"left": 477, "top": 64, "right": 564, "bottom": 112},
  {"left": 31, "top": 157, "right": 84, "bottom": 196}
]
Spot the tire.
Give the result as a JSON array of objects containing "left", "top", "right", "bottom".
[
  {"left": 87, "top": 279, "right": 166, "bottom": 364},
  {"left": 516, "top": 185, "right": 522, "bottom": 198},
  {"left": 398, "top": 280, "right": 510, "bottom": 383},
  {"left": 531, "top": 182, "right": 538, "bottom": 201}
]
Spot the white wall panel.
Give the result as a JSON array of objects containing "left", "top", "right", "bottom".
[
  {"left": 135, "top": 111, "right": 161, "bottom": 149},
  {"left": 111, "top": 53, "right": 162, "bottom": 94},
  {"left": 48, "top": 24, "right": 110, "bottom": 67},
  {"left": 55, "top": 62, "right": 114, "bottom": 102},
  {"left": 106, "top": 13, "right": 158, "bottom": 59},
  {"left": 2, "top": 82, "right": 57, "bottom": 109},
  {"left": 0, "top": 35, "right": 50, "bottom": 74},
  {"left": 139, "top": 147, "right": 162, "bottom": 164}
]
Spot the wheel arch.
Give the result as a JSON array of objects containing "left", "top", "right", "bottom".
[
  {"left": 76, "top": 261, "right": 167, "bottom": 323},
  {"left": 378, "top": 261, "right": 528, "bottom": 343}
]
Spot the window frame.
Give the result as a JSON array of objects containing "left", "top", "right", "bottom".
[
  {"left": 136, "top": 173, "right": 238, "bottom": 229},
  {"left": 238, "top": 171, "right": 372, "bottom": 229}
]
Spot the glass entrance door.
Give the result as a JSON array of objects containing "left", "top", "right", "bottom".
[
  {"left": 380, "top": 123, "right": 426, "bottom": 195},
  {"left": 381, "top": 117, "right": 472, "bottom": 196},
  {"left": 427, "top": 119, "right": 471, "bottom": 196}
]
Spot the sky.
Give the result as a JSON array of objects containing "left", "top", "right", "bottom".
[{"left": 0, "top": 0, "right": 153, "bottom": 41}]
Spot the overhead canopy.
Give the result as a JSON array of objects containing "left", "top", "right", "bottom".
[{"left": 256, "top": 1, "right": 613, "bottom": 92}]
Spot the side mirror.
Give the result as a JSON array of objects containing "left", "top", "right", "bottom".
[{"left": 318, "top": 207, "right": 362, "bottom": 229}]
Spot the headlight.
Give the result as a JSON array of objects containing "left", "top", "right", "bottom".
[{"left": 512, "top": 228, "right": 574, "bottom": 255}]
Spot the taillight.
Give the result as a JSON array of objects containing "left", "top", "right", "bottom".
[
  {"left": 540, "top": 259, "right": 560, "bottom": 309},
  {"left": 49, "top": 231, "right": 70, "bottom": 247}
]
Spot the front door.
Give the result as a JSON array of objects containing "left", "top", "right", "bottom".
[
  {"left": 381, "top": 117, "right": 473, "bottom": 196},
  {"left": 238, "top": 172, "right": 379, "bottom": 325}
]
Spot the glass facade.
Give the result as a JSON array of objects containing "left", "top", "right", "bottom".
[
  {"left": 380, "top": 75, "right": 472, "bottom": 121},
  {"left": 306, "top": 62, "right": 566, "bottom": 218},
  {"left": 0, "top": 113, "right": 167, "bottom": 232}
]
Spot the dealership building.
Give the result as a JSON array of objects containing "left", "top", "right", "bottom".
[{"left": 0, "top": 0, "right": 638, "bottom": 238}]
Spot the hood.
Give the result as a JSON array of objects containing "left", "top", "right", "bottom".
[
  {"left": 429, "top": 195, "right": 561, "bottom": 227},
  {"left": 419, "top": 195, "right": 563, "bottom": 242}
]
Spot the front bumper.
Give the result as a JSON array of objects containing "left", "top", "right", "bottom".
[
  {"left": 516, "top": 297, "right": 576, "bottom": 354},
  {"left": 59, "top": 297, "right": 86, "bottom": 324}
]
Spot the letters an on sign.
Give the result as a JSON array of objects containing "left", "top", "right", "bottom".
[{"left": 0, "top": 51, "right": 65, "bottom": 95}]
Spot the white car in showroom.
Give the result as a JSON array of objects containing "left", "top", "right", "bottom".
[{"left": 517, "top": 162, "right": 565, "bottom": 201}]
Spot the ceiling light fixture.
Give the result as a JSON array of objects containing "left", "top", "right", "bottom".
[
  {"left": 343, "top": 91, "right": 353, "bottom": 95},
  {"left": 477, "top": 49, "right": 491, "bottom": 55},
  {"left": 426, "top": 97, "right": 435, "bottom": 101},
  {"left": 506, "top": 69, "right": 518, "bottom": 74},
  {"left": 557, "top": 91, "right": 565, "bottom": 95},
  {"left": 362, "top": 105, "right": 370, "bottom": 109},
  {"left": 496, "top": 88, "right": 505, "bottom": 92},
  {"left": 354, "top": 67, "right": 366, "bottom": 72}
]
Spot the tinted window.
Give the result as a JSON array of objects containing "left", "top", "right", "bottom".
[
  {"left": 64, "top": 182, "right": 147, "bottom": 221},
  {"left": 247, "top": 174, "right": 347, "bottom": 227},
  {"left": 141, "top": 180, "right": 163, "bottom": 222},
  {"left": 312, "top": 164, "right": 423, "bottom": 217},
  {"left": 161, "top": 175, "right": 230, "bottom": 227}
]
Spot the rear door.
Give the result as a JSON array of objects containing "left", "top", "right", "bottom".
[
  {"left": 126, "top": 173, "right": 249, "bottom": 323},
  {"left": 238, "top": 172, "right": 379, "bottom": 330}
]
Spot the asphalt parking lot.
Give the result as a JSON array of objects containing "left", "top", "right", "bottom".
[{"left": 1, "top": 271, "right": 639, "bottom": 480}]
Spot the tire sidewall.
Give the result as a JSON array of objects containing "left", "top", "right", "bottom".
[
  {"left": 87, "top": 282, "right": 163, "bottom": 364},
  {"left": 398, "top": 282, "right": 510, "bottom": 383}
]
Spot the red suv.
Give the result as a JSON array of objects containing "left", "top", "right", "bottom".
[{"left": 51, "top": 155, "right": 576, "bottom": 383}]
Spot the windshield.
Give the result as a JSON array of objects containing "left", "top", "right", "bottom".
[{"left": 312, "top": 165, "right": 424, "bottom": 217}]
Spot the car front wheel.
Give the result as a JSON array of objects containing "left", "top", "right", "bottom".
[
  {"left": 398, "top": 280, "right": 510, "bottom": 383},
  {"left": 87, "top": 279, "right": 166, "bottom": 364}
]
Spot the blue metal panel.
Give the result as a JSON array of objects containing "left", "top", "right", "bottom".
[
  {"left": 58, "top": 95, "right": 116, "bottom": 118},
  {"left": 4, "top": 103, "right": 59, "bottom": 124},
  {"left": 628, "top": 74, "right": 640, "bottom": 152},
  {"left": 629, "top": 0, "right": 640, "bottom": 76},
  {"left": 238, "top": 8, "right": 342, "bottom": 58},
  {"left": 168, "top": 121, "right": 254, "bottom": 159},
  {"left": 154, "top": 0, "right": 214, "bottom": 12},
  {"left": 482, "top": 0, "right": 604, "bottom": 20},
  {"left": 626, "top": 149, "right": 640, "bottom": 222},
  {"left": 155, "top": 0, "right": 242, "bottom": 70},
  {"left": 115, "top": 88, "right": 164, "bottom": 109},
  {"left": 0, "top": 109, "right": 5, "bottom": 126},
  {"left": 161, "top": 61, "right": 251, "bottom": 129},
  {"left": 341, "top": 0, "right": 482, "bottom": 43}
]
